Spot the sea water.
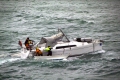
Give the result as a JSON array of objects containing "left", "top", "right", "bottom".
[{"left": 0, "top": 0, "right": 120, "bottom": 80}]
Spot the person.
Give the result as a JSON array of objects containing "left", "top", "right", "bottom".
[
  {"left": 24, "top": 37, "right": 30, "bottom": 50},
  {"left": 45, "top": 46, "right": 52, "bottom": 56},
  {"left": 18, "top": 39, "right": 22, "bottom": 48},
  {"left": 24, "top": 37, "right": 33, "bottom": 50},
  {"left": 35, "top": 47, "right": 43, "bottom": 56}
]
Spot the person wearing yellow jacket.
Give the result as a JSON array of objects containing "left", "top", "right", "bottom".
[{"left": 45, "top": 46, "right": 52, "bottom": 56}]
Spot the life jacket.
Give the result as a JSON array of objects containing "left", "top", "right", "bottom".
[
  {"left": 28, "top": 40, "right": 33, "bottom": 44},
  {"left": 36, "top": 48, "right": 42, "bottom": 55},
  {"left": 28, "top": 40, "right": 33, "bottom": 46},
  {"left": 45, "top": 47, "right": 50, "bottom": 51}
]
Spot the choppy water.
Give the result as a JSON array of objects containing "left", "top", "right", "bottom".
[{"left": 0, "top": 0, "right": 120, "bottom": 80}]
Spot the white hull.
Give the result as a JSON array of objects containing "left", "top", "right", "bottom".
[
  {"left": 19, "top": 39, "right": 102, "bottom": 59},
  {"left": 11, "top": 52, "right": 68, "bottom": 60},
  {"left": 39, "top": 41, "right": 102, "bottom": 57},
  {"left": 34, "top": 55, "right": 68, "bottom": 60}
]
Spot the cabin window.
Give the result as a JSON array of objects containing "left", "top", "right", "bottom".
[{"left": 56, "top": 45, "right": 76, "bottom": 49}]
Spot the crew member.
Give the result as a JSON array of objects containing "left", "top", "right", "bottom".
[
  {"left": 35, "top": 47, "right": 43, "bottom": 56},
  {"left": 45, "top": 46, "right": 52, "bottom": 56},
  {"left": 24, "top": 37, "right": 30, "bottom": 50},
  {"left": 18, "top": 40, "right": 22, "bottom": 48},
  {"left": 24, "top": 37, "right": 33, "bottom": 50}
]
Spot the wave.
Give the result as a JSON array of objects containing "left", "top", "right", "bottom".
[{"left": 0, "top": 58, "right": 21, "bottom": 65}]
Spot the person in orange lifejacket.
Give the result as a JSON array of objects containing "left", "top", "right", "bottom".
[{"left": 35, "top": 47, "right": 43, "bottom": 56}]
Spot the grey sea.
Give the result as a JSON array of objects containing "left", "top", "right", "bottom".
[{"left": 0, "top": 0, "right": 120, "bottom": 80}]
